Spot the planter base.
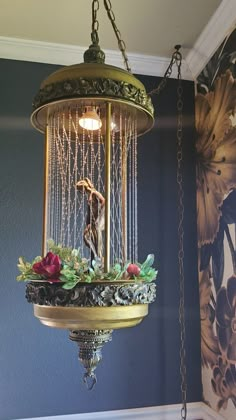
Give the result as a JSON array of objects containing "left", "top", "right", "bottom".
[
  {"left": 27, "top": 282, "right": 156, "bottom": 388},
  {"left": 33, "top": 303, "right": 148, "bottom": 329}
]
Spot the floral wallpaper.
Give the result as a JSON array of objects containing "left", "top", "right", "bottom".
[{"left": 197, "top": 27, "right": 236, "bottom": 419}]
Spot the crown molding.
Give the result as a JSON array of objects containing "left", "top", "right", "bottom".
[
  {"left": 185, "top": 0, "right": 236, "bottom": 79},
  {"left": 0, "top": 36, "right": 192, "bottom": 80},
  {"left": 0, "top": 0, "right": 236, "bottom": 81},
  {"left": 17, "top": 402, "right": 224, "bottom": 420}
]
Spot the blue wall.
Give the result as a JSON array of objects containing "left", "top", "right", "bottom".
[{"left": 0, "top": 59, "right": 201, "bottom": 420}]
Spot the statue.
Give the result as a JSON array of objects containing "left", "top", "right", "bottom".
[{"left": 76, "top": 178, "right": 105, "bottom": 261}]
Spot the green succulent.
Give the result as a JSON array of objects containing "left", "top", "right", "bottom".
[{"left": 16, "top": 241, "right": 157, "bottom": 289}]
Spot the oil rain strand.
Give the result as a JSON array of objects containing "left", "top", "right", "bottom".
[{"left": 46, "top": 104, "right": 138, "bottom": 267}]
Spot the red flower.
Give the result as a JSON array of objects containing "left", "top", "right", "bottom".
[
  {"left": 127, "top": 263, "right": 140, "bottom": 277},
  {"left": 33, "top": 252, "right": 61, "bottom": 282}
]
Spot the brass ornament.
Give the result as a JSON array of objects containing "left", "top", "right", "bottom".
[
  {"left": 20, "top": 0, "right": 158, "bottom": 390},
  {"left": 31, "top": 63, "right": 154, "bottom": 136},
  {"left": 69, "top": 329, "right": 113, "bottom": 390},
  {"left": 83, "top": 43, "right": 106, "bottom": 64}
]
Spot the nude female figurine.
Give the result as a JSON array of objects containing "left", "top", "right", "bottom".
[{"left": 76, "top": 178, "right": 105, "bottom": 261}]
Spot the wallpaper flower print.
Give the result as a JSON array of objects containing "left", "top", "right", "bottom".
[
  {"left": 216, "top": 276, "right": 236, "bottom": 363},
  {"left": 211, "top": 356, "right": 236, "bottom": 410},
  {"left": 199, "top": 268, "right": 219, "bottom": 367},
  {"left": 197, "top": 27, "right": 236, "bottom": 418},
  {"left": 196, "top": 70, "right": 236, "bottom": 247}
]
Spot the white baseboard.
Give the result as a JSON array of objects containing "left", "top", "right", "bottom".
[{"left": 18, "top": 402, "right": 224, "bottom": 420}]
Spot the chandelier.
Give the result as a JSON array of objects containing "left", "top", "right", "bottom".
[
  {"left": 17, "top": 3, "right": 187, "bottom": 415},
  {"left": 18, "top": 0, "right": 157, "bottom": 390}
]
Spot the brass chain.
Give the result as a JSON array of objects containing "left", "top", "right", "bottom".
[
  {"left": 176, "top": 50, "right": 187, "bottom": 420},
  {"left": 149, "top": 46, "right": 187, "bottom": 420},
  {"left": 148, "top": 45, "right": 181, "bottom": 96},
  {"left": 91, "top": 0, "right": 100, "bottom": 45},
  {"left": 103, "top": 0, "right": 131, "bottom": 72},
  {"left": 148, "top": 54, "right": 175, "bottom": 96}
]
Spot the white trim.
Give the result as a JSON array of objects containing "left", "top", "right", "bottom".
[
  {"left": 0, "top": 0, "right": 236, "bottom": 80},
  {"left": 17, "top": 402, "right": 225, "bottom": 420},
  {"left": 185, "top": 0, "right": 236, "bottom": 79},
  {"left": 0, "top": 36, "right": 192, "bottom": 80}
]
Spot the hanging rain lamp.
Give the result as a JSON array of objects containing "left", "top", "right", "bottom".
[{"left": 17, "top": 0, "right": 158, "bottom": 389}]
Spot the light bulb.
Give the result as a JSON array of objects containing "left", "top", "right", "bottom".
[{"left": 79, "top": 110, "right": 102, "bottom": 131}]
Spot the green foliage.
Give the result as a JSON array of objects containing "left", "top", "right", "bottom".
[
  {"left": 47, "top": 240, "right": 81, "bottom": 262},
  {"left": 60, "top": 266, "right": 78, "bottom": 282},
  {"left": 62, "top": 281, "right": 78, "bottom": 290},
  {"left": 17, "top": 257, "right": 44, "bottom": 281},
  {"left": 16, "top": 241, "right": 157, "bottom": 289},
  {"left": 141, "top": 254, "right": 155, "bottom": 271},
  {"left": 102, "top": 262, "right": 128, "bottom": 281},
  {"left": 138, "top": 267, "right": 158, "bottom": 282},
  {"left": 138, "top": 254, "right": 158, "bottom": 282}
]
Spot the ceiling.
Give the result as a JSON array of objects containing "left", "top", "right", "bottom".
[{"left": 0, "top": 0, "right": 221, "bottom": 58}]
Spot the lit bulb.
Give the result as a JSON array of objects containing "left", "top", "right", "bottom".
[{"left": 79, "top": 110, "right": 102, "bottom": 131}]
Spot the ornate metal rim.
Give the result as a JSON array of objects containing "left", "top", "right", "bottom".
[
  {"left": 31, "top": 73, "right": 154, "bottom": 136},
  {"left": 32, "top": 77, "right": 154, "bottom": 114},
  {"left": 26, "top": 281, "right": 156, "bottom": 307}
]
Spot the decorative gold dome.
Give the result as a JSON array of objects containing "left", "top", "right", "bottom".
[{"left": 31, "top": 46, "right": 154, "bottom": 136}]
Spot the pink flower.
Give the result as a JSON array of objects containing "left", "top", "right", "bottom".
[
  {"left": 127, "top": 263, "right": 140, "bottom": 277},
  {"left": 33, "top": 252, "right": 61, "bottom": 281}
]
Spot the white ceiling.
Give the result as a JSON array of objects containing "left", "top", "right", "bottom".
[
  {"left": 1, "top": 0, "right": 236, "bottom": 79},
  {"left": 0, "top": 0, "right": 221, "bottom": 57}
]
